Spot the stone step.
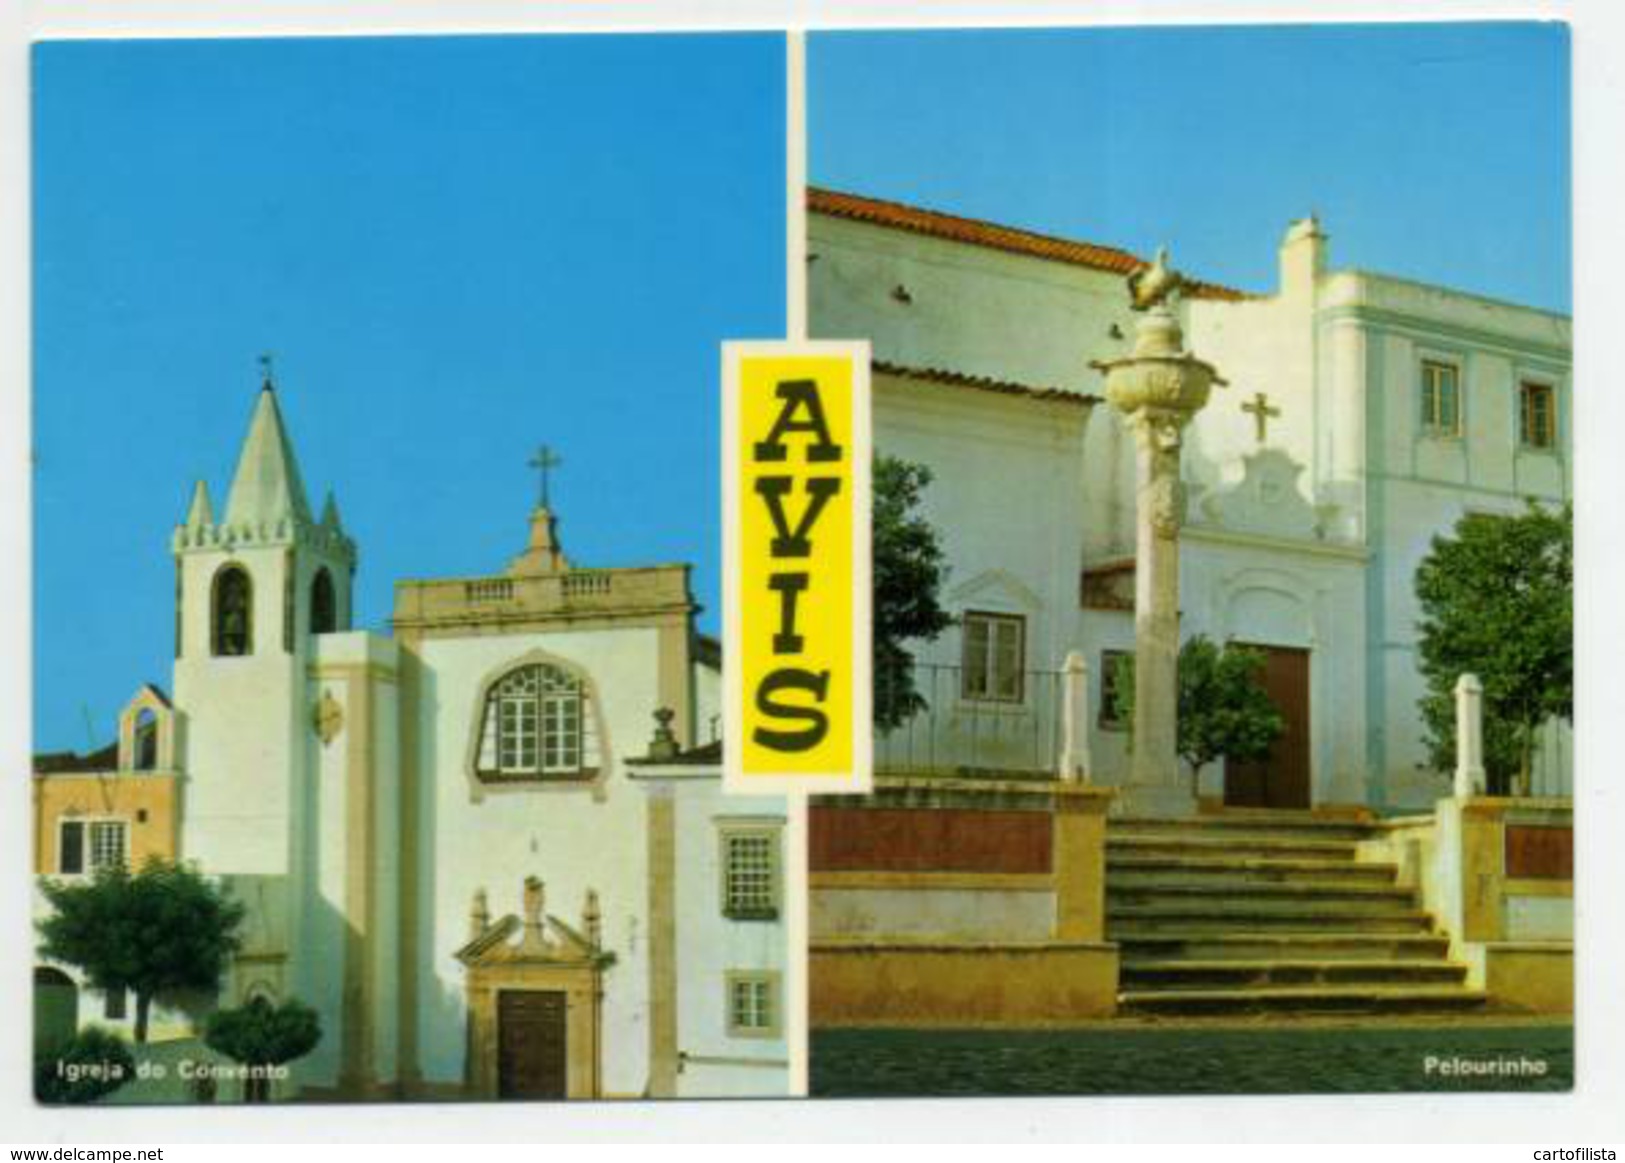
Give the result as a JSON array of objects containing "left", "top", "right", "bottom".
[
  {"left": 1109, "top": 904, "right": 1437, "bottom": 933},
  {"left": 1112, "top": 817, "right": 1375, "bottom": 844},
  {"left": 1108, "top": 880, "right": 1415, "bottom": 904},
  {"left": 1107, "top": 854, "right": 1398, "bottom": 885},
  {"left": 1121, "top": 959, "right": 1469, "bottom": 989},
  {"left": 1115, "top": 932, "right": 1453, "bottom": 962},
  {"left": 1118, "top": 984, "right": 1487, "bottom": 1015},
  {"left": 1108, "top": 835, "right": 1361, "bottom": 862}
]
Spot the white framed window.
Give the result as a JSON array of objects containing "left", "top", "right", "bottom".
[
  {"left": 1420, "top": 359, "right": 1463, "bottom": 437},
  {"left": 475, "top": 662, "right": 599, "bottom": 781},
  {"left": 725, "top": 971, "right": 781, "bottom": 1039},
  {"left": 90, "top": 821, "right": 128, "bottom": 871},
  {"left": 961, "top": 610, "right": 1025, "bottom": 702},
  {"left": 719, "top": 824, "right": 781, "bottom": 920},
  {"left": 58, "top": 818, "right": 128, "bottom": 875}
]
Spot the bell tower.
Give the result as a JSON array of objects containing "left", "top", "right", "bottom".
[{"left": 171, "top": 362, "right": 357, "bottom": 874}]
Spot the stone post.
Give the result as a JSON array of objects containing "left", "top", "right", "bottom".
[
  {"left": 1058, "top": 650, "right": 1092, "bottom": 783},
  {"left": 1454, "top": 672, "right": 1486, "bottom": 799},
  {"left": 1092, "top": 255, "right": 1224, "bottom": 818}
]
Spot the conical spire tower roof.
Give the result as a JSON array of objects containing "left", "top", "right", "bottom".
[
  {"left": 223, "top": 385, "right": 313, "bottom": 527},
  {"left": 184, "top": 479, "right": 214, "bottom": 527}
]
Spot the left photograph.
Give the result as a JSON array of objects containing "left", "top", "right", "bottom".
[{"left": 30, "top": 34, "right": 789, "bottom": 1102}]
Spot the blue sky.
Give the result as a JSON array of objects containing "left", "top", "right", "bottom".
[
  {"left": 33, "top": 34, "right": 785, "bottom": 752},
  {"left": 810, "top": 23, "right": 1570, "bottom": 312}
]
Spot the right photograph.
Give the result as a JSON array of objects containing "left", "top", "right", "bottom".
[{"left": 803, "top": 23, "right": 1574, "bottom": 1096}]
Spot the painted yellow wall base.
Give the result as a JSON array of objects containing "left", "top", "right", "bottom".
[
  {"left": 811, "top": 941, "right": 1119, "bottom": 1027},
  {"left": 1478, "top": 943, "right": 1573, "bottom": 1014}
]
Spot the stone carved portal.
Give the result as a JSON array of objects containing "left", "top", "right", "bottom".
[{"left": 456, "top": 877, "right": 610, "bottom": 1100}]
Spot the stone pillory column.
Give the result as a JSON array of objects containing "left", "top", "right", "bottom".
[{"left": 1092, "top": 249, "right": 1225, "bottom": 818}]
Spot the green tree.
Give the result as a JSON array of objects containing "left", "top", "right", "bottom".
[
  {"left": 204, "top": 995, "right": 321, "bottom": 1102},
  {"left": 1415, "top": 502, "right": 1572, "bottom": 795},
  {"left": 34, "top": 1026, "right": 135, "bottom": 1105},
  {"left": 873, "top": 453, "right": 954, "bottom": 730},
  {"left": 37, "top": 859, "right": 245, "bottom": 1043},
  {"left": 1111, "top": 636, "right": 1285, "bottom": 797}
]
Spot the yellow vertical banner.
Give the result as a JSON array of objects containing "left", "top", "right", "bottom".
[{"left": 723, "top": 341, "right": 872, "bottom": 795}]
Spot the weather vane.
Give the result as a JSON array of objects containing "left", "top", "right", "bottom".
[{"left": 528, "top": 444, "right": 563, "bottom": 509}]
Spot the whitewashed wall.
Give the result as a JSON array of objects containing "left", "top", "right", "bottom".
[
  {"left": 669, "top": 781, "right": 788, "bottom": 1098},
  {"left": 411, "top": 625, "right": 662, "bottom": 1097}
]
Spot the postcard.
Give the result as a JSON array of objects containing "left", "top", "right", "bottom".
[{"left": 24, "top": 15, "right": 1581, "bottom": 1128}]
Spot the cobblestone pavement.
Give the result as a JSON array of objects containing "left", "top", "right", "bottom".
[{"left": 810, "top": 1021, "right": 1573, "bottom": 1096}]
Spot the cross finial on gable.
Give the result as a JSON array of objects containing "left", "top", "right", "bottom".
[{"left": 528, "top": 444, "right": 564, "bottom": 510}]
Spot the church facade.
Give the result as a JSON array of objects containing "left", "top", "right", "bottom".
[
  {"left": 33, "top": 382, "right": 788, "bottom": 1100},
  {"left": 809, "top": 189, "right": 1572, "bottom": 812}
]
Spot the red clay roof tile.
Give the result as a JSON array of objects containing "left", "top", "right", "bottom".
[
  {"left": 809, "top": 187, "right": 1249, "bottom": 301},
  {"left": 874, "top": 360, "right": 1100, "bottom": 407}
]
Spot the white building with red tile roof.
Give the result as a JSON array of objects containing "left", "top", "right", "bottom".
[{"left": 810, "top": 188, "right": 1571, "bottom": 812}]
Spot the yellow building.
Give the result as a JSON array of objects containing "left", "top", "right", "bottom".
[
  {"left": 33, "top": 684, "right": 181, "bottom": 877},
  {"left": 33, "top": 684, "right": 185, "bottom": 1047}
]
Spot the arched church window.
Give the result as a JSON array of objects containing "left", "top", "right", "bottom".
[
  {"left": 310, "top": 568, "right": 337, "bottom": 635},
  {"left": 212, "top": 566, "right": 253, "bottom": 657},
  {"left": 133, "top": 709, "right": 158, "bottom": 771},
  {"left": 475, "top": 663, "right": 600, "bottom": 782}
]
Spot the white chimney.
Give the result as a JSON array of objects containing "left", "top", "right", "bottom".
[{"left": 1279, "top": 215, "right": 1328, "bottom": 300}]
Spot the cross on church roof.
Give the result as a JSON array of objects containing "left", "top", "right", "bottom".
[
  {"left": 258, "top": 352, "right": 275, "bottom": 391},
  {"left": 1242, "top": 391, "right": 1281, "bottom": 443},
  {"left": 528, "top": 444, "right": 563, "bottom": 510}
]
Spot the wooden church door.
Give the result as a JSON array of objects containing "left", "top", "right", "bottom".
[
  {"left": 1223, "top": 645, "right": 1311, "bottom": 809},
  {"left": 497, "top": 990, "right": 569, "bottom": 1099}
]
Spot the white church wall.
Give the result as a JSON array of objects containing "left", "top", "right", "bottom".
[
  {"left": 412, "top": 625, "right": 662, "bottom": 1097},
  {"left": 670, "top": 785, "right": 788, "bottom": 1098},
  {"left": 810, "top": 214, "right": 1134, "bottom": 393},
  {"left": 874, "top": 376, "right": 1090, "bottom": 673},
  {"left": 811, "top": 210, "right": 1143, "bottom": 568},
  {"left": 283, "top": 631, "right": 402, "bottom": 1088},
  {"left": 871, "top": 378, "right": 1094, "bottom": 776},
  {"left": 296, "top": 673, "right": 349, "bottom": 1087},
  {"left": 1185, "top": 284, "right": 1318, "bottom": 516},
  {"left": 174, "top": 545, "right": 302, "bottom": 877},
  {"left": 1079, "top": 410, "right": 1134, "bottom": 561},
  {"left": 369, "top": 651, "right": 403, "bottom": 1086},
  {"left": 693, "top": 661, "right": 721, "bottom": 746}
]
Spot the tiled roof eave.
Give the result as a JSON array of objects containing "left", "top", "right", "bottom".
[
  {"left": 809, "top": 187, "right": 1252, "bottom": 302},
  {"left": 874, "top": 360, "right": 1102, "bottom": 408}
]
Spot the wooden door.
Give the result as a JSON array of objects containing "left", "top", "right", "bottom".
[
  {"left": 497, "top": 990, "right": 568, "bottom": 1100},
  {"left": 1223, "top": 645, "right": 1311, "bottom": 810}
]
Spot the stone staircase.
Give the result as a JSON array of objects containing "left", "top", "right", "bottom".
[{"left": 1106, "top": 812, "right": 1486, "bottom": 1015}]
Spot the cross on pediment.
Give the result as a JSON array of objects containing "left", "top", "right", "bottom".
[
  {"left": 1242, "top": 391, "right": 1281, "bottom": 443},
  {"left": 528, "top": 444, "right": 563, "bottom": 509}
]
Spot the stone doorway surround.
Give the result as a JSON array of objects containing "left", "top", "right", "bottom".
[{"left": 455, "top": 876, "right": 611, "bottom": 1100}]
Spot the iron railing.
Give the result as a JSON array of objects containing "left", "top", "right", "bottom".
[{"left": 874, "top": 662, "right": 1064, "bottom": 778}]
